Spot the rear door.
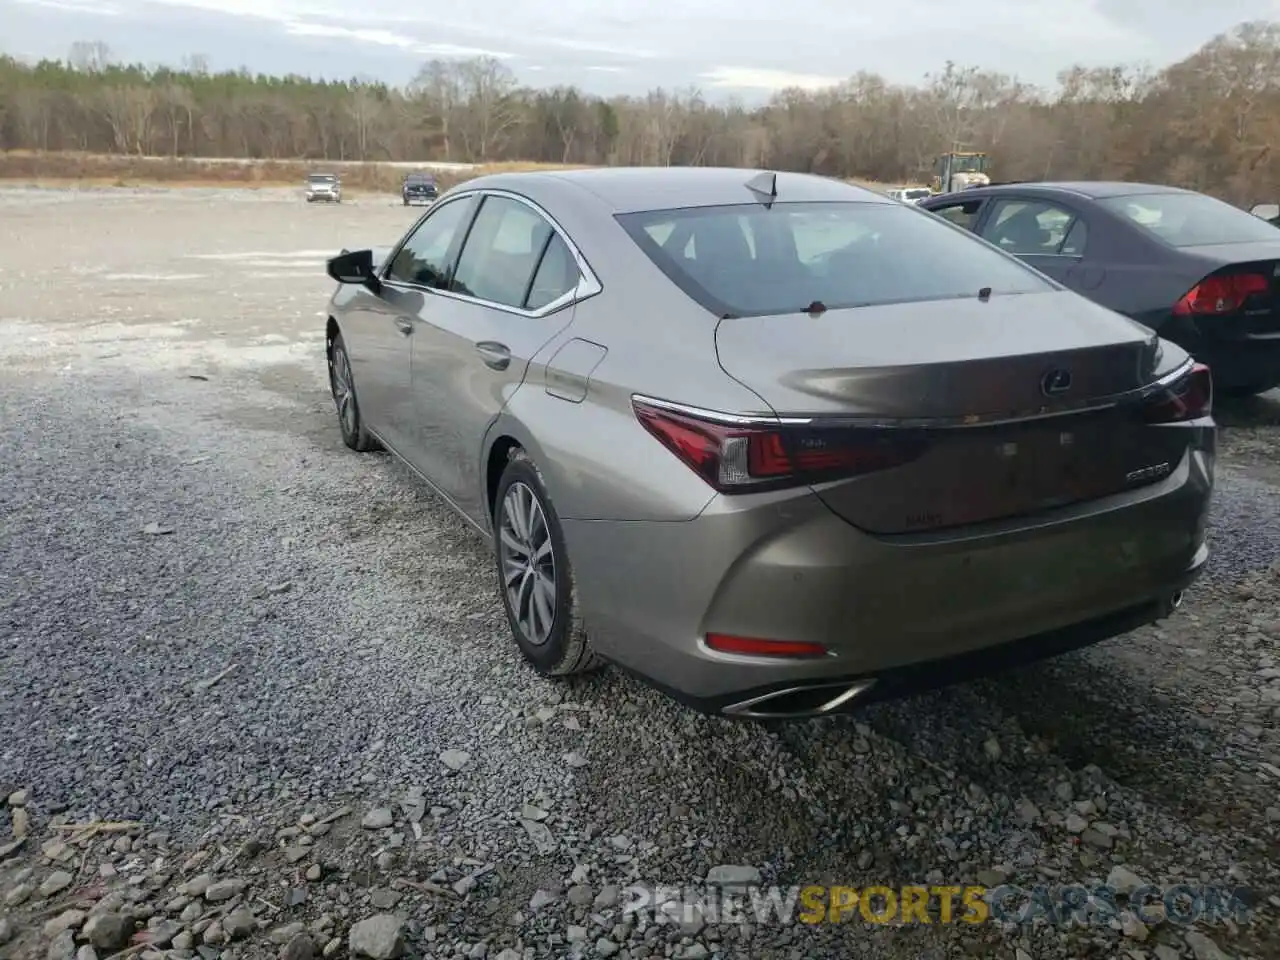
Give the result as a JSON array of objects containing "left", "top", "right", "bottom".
[
  {"left": 976, "top": 196, "right": 1091, "bottom": 287},
  {"left": 408, "top": 192, "right": 589, "bottom": 521}
]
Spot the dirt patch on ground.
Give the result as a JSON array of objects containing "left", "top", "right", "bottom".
[{"left": 0, "top": 151, "right": 888, "bottom": 193}]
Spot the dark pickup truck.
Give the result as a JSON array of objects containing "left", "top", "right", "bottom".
[{"left": 402, "top": 173, "right": 439, "bottom": 206}]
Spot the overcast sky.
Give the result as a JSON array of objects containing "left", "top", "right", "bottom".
[{"left": 3, "top": 0, "right": 1279, "bottom": 99}]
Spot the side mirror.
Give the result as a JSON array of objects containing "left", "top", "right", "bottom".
[
  {"left": 1250, "top": 203, "right": 1279, "bottom": 221},
  {"left": 327, "top": 249, "right": 379, "bottom": 290}
]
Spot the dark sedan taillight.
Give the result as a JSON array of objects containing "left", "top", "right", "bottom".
[
  {"left": 632, "top": 397, "right": 929, "bottom": 493},
  {"left": 1142, "top": 362, "right": 1212, "bottom": 423},
  {"left": 1173, "top": 272, "right": 1269, "bottom": 316}
]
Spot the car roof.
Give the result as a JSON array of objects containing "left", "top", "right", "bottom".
[
  {"left": 454, "top": 166, "right": 892, "bottom": 214},
  {"left": 952, "top": 181, "right": 1195, "bottom": 201},
  {"left": 308, "top": 173, "right": 337, "bottom": 178}
]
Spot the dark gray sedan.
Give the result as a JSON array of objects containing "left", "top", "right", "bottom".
[
  {"left": 322, "top": 167, "right": 1213, "bottom": 719},
  {"left": 921, "top": 182, "right": 1280, "bottom": 396}
]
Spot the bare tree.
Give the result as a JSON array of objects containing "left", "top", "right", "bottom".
[
  {"left": 4, "top": 27, "right": 1280, "bottom": 200},
  {"left": 68, "top": 41, "right": 113, "bottom": 73}
]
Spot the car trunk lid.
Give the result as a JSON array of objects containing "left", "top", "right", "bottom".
[{"left": 714, "top": 291, "right": 1194, "bottom": 534}]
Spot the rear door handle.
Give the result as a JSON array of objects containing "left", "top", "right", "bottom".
[
  {"left": 475, "top": 341, "right": 511, "bottom": 371},
  {"left": 395, "top": 318, "right": 413, "bottom": 336}
]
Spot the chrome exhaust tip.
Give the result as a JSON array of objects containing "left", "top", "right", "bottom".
[
  {"left": 1157, "top": 590, "right": 1186, "bottom": 619},
  {"left": 722, "top": 679, "right": 877, "bottom": 719}
]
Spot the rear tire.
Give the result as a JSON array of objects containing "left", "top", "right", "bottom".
[
  {"left": 327, "top": 330, "right": 378, "bottom": 452},
  {"left": 493, "top": 451, "right": 601, "bottom": 676}
]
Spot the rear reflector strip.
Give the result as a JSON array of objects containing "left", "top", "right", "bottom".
[{"left": 705, "top": 634, "right": 829, "bottom": 658}]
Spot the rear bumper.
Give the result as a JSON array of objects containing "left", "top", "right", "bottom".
[
  {"left": 1164, "top": 322, "right": 1280, "bottom": 391},
  {"left": 563, "top": 440, "right": 1213, "bottom": 715}
]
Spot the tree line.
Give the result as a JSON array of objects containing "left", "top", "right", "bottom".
[{"left": 1, "top": 24, "right": 1279, "bottom": 202}]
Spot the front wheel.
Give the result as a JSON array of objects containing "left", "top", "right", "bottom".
[
  {"left": 493, "top": 451, "right": 601, "bottom": 676},
  {"left": 327, "top": 330, "right": 377, "bottom": 452}
]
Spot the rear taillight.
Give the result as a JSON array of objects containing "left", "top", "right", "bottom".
[
  {"left": 632, "top": 398, "right": 928, "bottom": 493},
  {"left": 1173, "top": 272, "right": 1269, "bottom": 316},
  {"left": 1143, "top": 362, "right": 1212, "bottom": 423}
]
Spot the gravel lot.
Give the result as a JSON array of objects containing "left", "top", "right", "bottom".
[{"left": 1, "top": 185, "right": 1279, "bottom": 960}]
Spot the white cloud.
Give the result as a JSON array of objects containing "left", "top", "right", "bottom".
[
  {"left": 12, "top": 0, "right": 121, "bottom": 13},
  {"left": 6, "top": 0, "right": 1274, "bottom": 93},
  {"left": 282, "top": 21, "right": 513, "bottom": 58},
  {"left": 584, "top": 65, "right": 628, "bottom": 74},
  {"left": 537, "top": 37, "right": 658, "bottom": 59},
  {"left": 699, "top": 66, "right": 842, "bottom": 92}
]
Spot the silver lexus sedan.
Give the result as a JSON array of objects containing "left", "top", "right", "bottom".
[{"left": 322, "top": 167, "right": 1214, "bottom": 719}]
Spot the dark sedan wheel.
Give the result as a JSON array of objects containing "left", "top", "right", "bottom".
[
  {"left": 328, "top": 331, "right": 377, "bottom": 452},
  {"left": 494, "top": 451, "right": 600, "bottom": 676}
]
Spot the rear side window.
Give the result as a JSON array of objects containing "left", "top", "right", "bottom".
[
  {"left": 981, "top": 199, "right": 1087, "bottom": 256},
  {"left": 616, "top": 201, "right": 1052, "bottom": 318},
  {"left": 452, "top": 196, "right": 554, "bottom": 309},
  {"left": 525, "top": 234, "right": 580, "bottom": 310},
  {"left": 1099, "top": 192, "right": 1280, "bottom": 247}
]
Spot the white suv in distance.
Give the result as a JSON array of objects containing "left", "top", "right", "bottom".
[
  {"left": 305, "top": 174, "right": 342, "bottom": 204},
  {"left": 887, "top": 187, "right": 933, "bottom": 205}
]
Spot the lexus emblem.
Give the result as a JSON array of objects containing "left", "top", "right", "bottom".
[{"left": 1041, "top": 368, "right": 1073, "bottom": 396}]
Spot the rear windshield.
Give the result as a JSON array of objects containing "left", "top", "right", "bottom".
[
  {"left": 616, "top": 201, "right": 1053, "bottom": 318},
  {"left": 903, "top": 189, "right": 932, "bottom": 200},
  {"left": 1098, "top": 192, "right": 1280, "bottom": 248}
]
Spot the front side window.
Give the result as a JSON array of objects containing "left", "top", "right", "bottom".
[
  {"left": 981, "top": 199, "right": 1087, "bottom": 256},
  {"left": 452, "top": 196, "right": 570, "bottom": 310},
  {"left": 1099, "top": 192, "right": 1280, "bottom": 247},
  {"left": 385, "top": 197, "right": 473, "bottom": 288},
  {"left": 617, "top": 200, "right": 1053, "bottom": 319}
]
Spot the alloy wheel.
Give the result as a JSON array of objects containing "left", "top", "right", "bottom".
[
  {"left": 331, "top": 346, "right": 356, "bottom": 436},
  {"left": 498, "top": 481, "right": 557, "bottom": 646}
]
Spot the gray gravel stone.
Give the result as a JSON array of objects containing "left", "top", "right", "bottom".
[
  {"left": 47, "top": 929, "right": 76, "bottom": 960},
  {"left": 348, "top": 914, "right": 404, "bottom": 959},
  {"left": 223, "top": 907, "right": 256, "bottom": 939},
  {"left": 43, "top": 909, "right": 87, "bottom": 939},
  {"left": 203, "top": 878, "right": 246, "bottom": 902},
  {"left": 38, "top": 870, "right": 73, "bottom": 897}
]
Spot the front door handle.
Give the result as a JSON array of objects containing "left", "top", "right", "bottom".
[
  {"left": 475, "top": 341, "right": 511, "bottom": 371},
  {"left": 395, "top": 318, "right": 413, "bottom": 336}
]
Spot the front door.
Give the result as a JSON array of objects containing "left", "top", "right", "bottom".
[
  {"left": 373, "top": 194, "right": 479, "bottom": 454},
  {"left": 408, "top": 193, "right": 585, "bottom": 521}
]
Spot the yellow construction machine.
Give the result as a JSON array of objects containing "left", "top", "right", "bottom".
[{"left": 932, "top": 151, "right": 991, "bottom": 194}]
